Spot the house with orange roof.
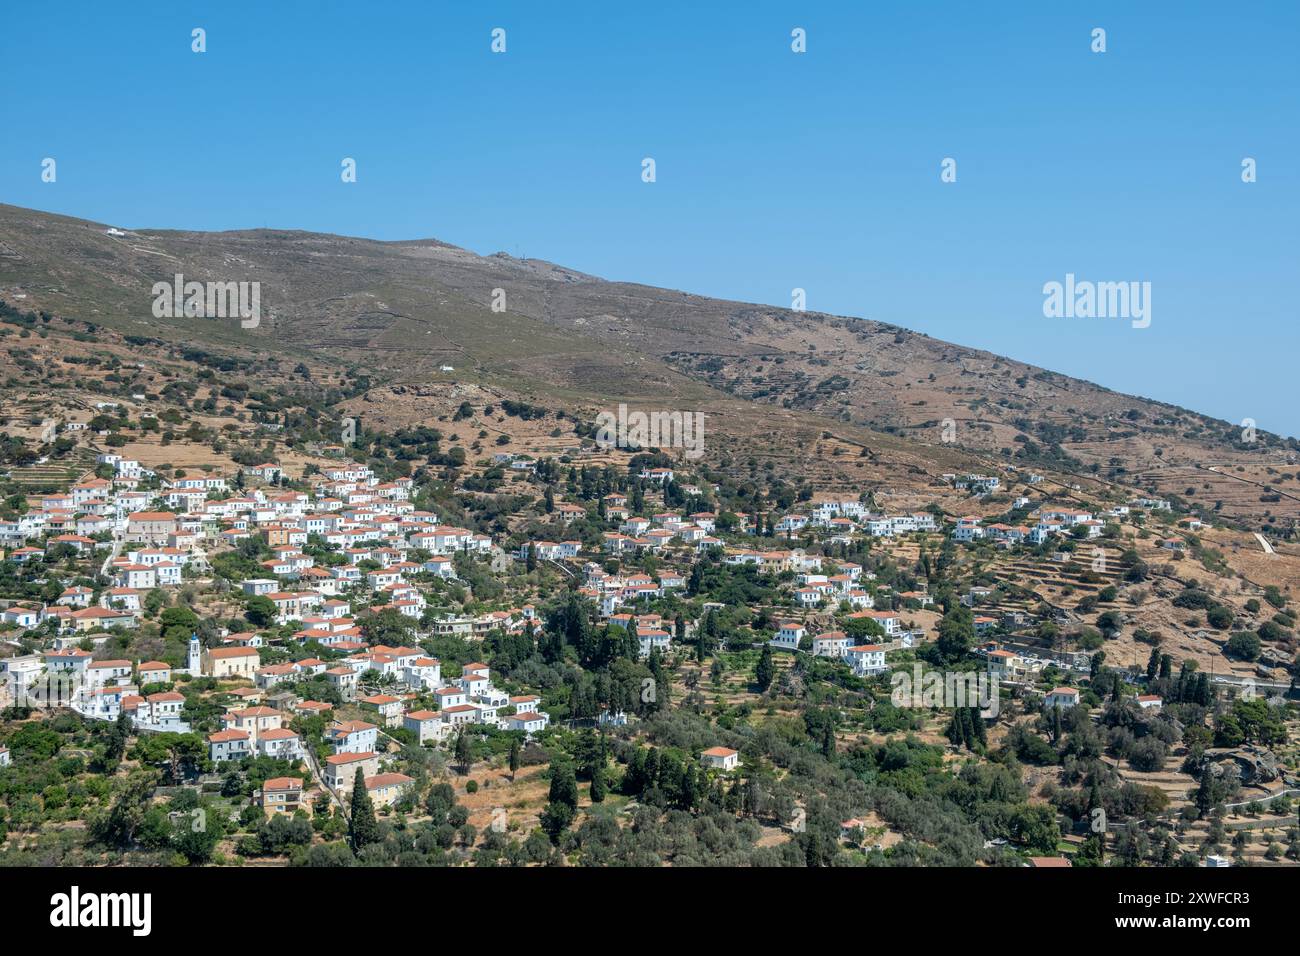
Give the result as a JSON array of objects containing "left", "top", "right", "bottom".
[
  {"left": 325, "top": 719, "right": 378, "bottom": 754},
  {"left": 365, "top": 772, "right": 414, "bottom": 808},
  {"left": 771, "top": 622, "right": 806, "bottom": 651},
  {"left": 1044, "top": 687, "right": 1081, "bottom": 709},
  {"left": 203, "top": 646, "right": 259, "bottom": 679},
  {"left": 208, "top": 729, "right": 252, "bottom": 762},
  {"left": 137, "top": 660, "right": 172, "bottom": 684},
  {"left": 844, "top": 644, "right": 887, "bottom": 677},
  {"left": 69, "top": 606, "right": 137, "bottom": 632},
  {"left": 811, "top": 631, "right": 850, "bottom": 658},
  {"left": 701, "top": 746, "right": 740, "bottom": 771},
  {"left": 221, "top": 705, "right": 284, "bottom": 743},
  {"left": 403, "top": 709, "right": 446, "bottom": 744},
  {"left": 986, "top": 649, "right": 1023, "bottom": 682},
  {"left": 256, "top": 727, "right": 304, "bottom": 760},
  {"left": 323, "top": 751, "right": 380, "bottom": 791},
  {"left": 126, "top": 511, "right": 179, "bottom": 543},
  {"left": 359, "top": 693, "right": 403, "bottom": 727},
  {"left": 257, "top": 777, "right": 304, "bottom": 815}
]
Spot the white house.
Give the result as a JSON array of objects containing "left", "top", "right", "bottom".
[
  {"left": 323, "top": 751, "right": 380, "bottom": 792},
  {"left": 701, "top": 746, "right": 740, "bottom": 771},
  {"left": 256, "top": 728, "right": 304, "bottom": 760},
  {"left": 403, "top": 709, "right": 446, "bottom": 745},
  {"left": 208, "top": 729, "right": 253, "bottom": 763},
  {"left": 844, "top": 644, "right": 887, "bottom": 677},
  {"left": 811, "top": 631, "right": 850, "bottom": 658},
  {"left": 986, "top": 649, "right": 1021, "bottom": 682},
  {"left": 325, "top": 719, "right": 378, "bottom": 754},
  {"left": 503, "top": 712, "right": 549, "bottom": 736},
  {"left": 771, "top": 622, "right": 806, "bottom": 651},
  {"left": 1044, "top": 687, "right": 1081, "bottom": 709},
  {"left": 852, "top": 611, "right": 901, "bottom": 637}
]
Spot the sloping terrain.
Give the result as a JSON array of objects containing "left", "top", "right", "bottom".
[{"left": 1, "top": 202, "right": 1295, "bottom": 526}]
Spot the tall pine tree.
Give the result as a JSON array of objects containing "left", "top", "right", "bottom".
[
  {"left": 348, "top": 768, "right": 380, "bottom": 853},
  {"left": 755, "top": 643, "right": 775, "bottom": 691}
]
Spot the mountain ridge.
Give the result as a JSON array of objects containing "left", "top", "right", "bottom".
[{"left": 1, "top": 201, "right": 1295, "bottom": 530}]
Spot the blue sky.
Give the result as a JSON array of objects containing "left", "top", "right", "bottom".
[{"left": 2, "top": 2, "right": 1297, "bottom": 435}]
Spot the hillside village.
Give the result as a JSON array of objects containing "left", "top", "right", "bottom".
[{"left": 0, "top": 300, "right": 1298, "bottom": 868}]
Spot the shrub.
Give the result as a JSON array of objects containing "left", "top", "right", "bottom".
[{"left": 1225, "top": 632, "right": 1262, "bottom": 661}]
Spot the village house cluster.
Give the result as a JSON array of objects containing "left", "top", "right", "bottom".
[
  {"left": 0, "top": 454, "right": 556, "bottom": 807},
  {"left": 0, "top": 434, "right": 1213, "bottom": 826},
  {"left": 0, "top": 448, "right": 1189, "bottom": 713}
]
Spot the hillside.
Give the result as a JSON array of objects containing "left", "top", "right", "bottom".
[
  {"left": 1, "top": 223, "right": 1298, "bottom": 875},
  {"left": 1, "top": 201, "right": 1296, "bottom": 533}
]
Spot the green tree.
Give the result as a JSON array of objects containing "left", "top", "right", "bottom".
[
  {"left": 508, "top": 738, "right": 521, "bottom": 781},
  {"left": 1012, "top": 804, "right": 1062, "bottom": 854},
  {"left": 360, "top": 607, "right": 417, "bottom": 647},
  {"left": 755, "top": 643, "right": 775, "bottom": 691},
  {"left": 103, "top": 711, "right": 133, "bottom": 764},
  {"left": 244, "top": 594, "right": 277, "bottom": 628},
  {"left": 1146, "top": 647, "right": 1161, "bottom": 681},
  {"left": 348, "top": 768, "right": 380, "bottom": 853},
  {"left": 540, "top": 801, "right": 574, "bottom": 841},
  {"left": 1225, "top": 631, "right": 1261, "bottom": 661},
  {"left": 89, "top": 769, "right": 158, "bottom": 849},
  {"left": 548, "top": 761, "right": 579, "bottom": 811},
  {"left": 935, "top": 605, "right": 975, "bottom": 662},
  {"left": 648, "top": 646, "right": 671, "bottom": 711},
  {"left": 173, "top": 802, "right": 223, "bottom": 864},
  {"left": 454, "top": 729, "right": 473, "bottom": 774}
]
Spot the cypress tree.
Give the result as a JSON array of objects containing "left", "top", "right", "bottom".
[
  {"left": 644, "top": 747, "right": 661, "bottom": 789},
  {"left": 1195, "top": 673, "right": 1212, "bottom": 706},
  {"left": 508, "top": 738, "right": 521, "bottom": 780},
  {"left": 623, "top": 748, "right": 648, "bottom": 795},
  {"left": 454, "top": 729, "right": 473, "bottom": 774},
  {"left": 755, "top": 643, "right": 775, "bottom": 691},
  {"left": 549, "top": 761, "right": 579, "bottom": 810},
  {"left": 957, "top": 707, "right": 974, "bottom": 748},
  {"left": 649, "top": 647, "right": 670, "bottom": 710},
  {"left": 348, "top": 768, "right": 380, "bottom": 853},
  {"left": 946, "top": 710, "right": 964, "bottom": 747}
]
